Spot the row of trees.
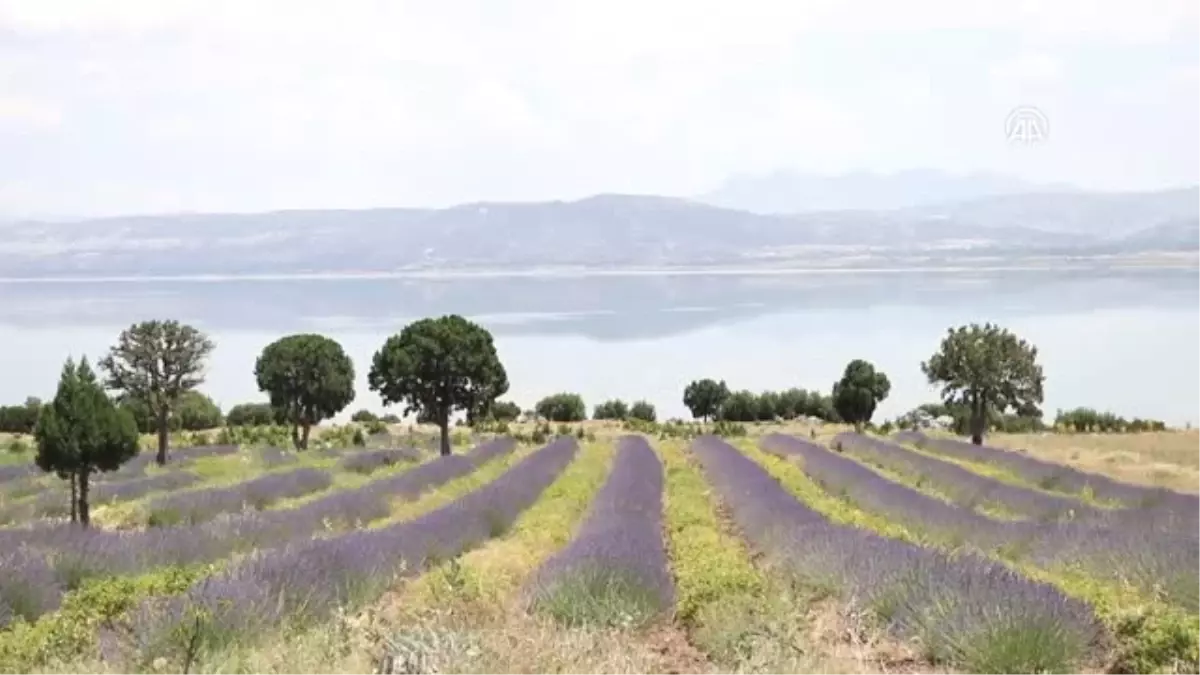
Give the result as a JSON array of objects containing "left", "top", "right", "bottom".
[
  {"left": 679, "top": 359, "right": 892, "bottom": 431},
  {"left": 17, "top": 316, "right": 1137, "bottom": 529}
]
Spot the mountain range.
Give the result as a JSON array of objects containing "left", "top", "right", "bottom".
[{"left": 0, "top": 182, "right": 1195, "bottom": 279}]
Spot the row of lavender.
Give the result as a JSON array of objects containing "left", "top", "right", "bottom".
[
  {"left": 691, "top": 435, "right": 1101, "bottom": 671},
  {"left": 0, "top": 439, "right": 516, "bottom": 628},
  {"left": 836, "top": 433, "right": 1099, "bottom": 522},
  {"left": 765, "top": 434, "right": 1198, "bottom": 611},
  {"left": 115, "top": 437, "right": 579, "bottom": 661},
  {"left": 525, "top": 436, "right": 673, "bottom": 626},
  {"left": 895, "top": 430, "right": 1199, "bottom": 519},
  {"left": 145, "top": 467, "right": 333, "bottom": 526},
  {"left": 0, "top": 444, "right": 239, "bottom": 490},
  {"left": 0, "top": 445, "right": 377, "bottom": 527},
  {"left": 0, "top": 471, "right": 203, "bottom": 525}
]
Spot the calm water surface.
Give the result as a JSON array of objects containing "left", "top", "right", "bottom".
[{"left": 1, "top": 268, "right": 1196, "bottom": 425}]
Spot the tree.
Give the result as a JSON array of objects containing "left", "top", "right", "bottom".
[
  {"left": 226, "top": 402, "right": 279, "bottom": 427},
  {"left": 119, "top": 391, "right": 223, "bottom": 433},
  {"left": 921, "top": 323, "right": 1045, "bottom": 445},
  {"left": 756, "top": 391, "right": 780, "bottom": 422},
  {"left": 719, "top": 390, "right": 760, "bottom": 422},
  {"left": 368, "top": 315, "right": 509, "bottom": 456},
  {"left": 255, "top": 334, "right": 356, "bottom": 450},
  {"left": 490, "top": 401, "right": 522, "bottom": 423},
  {"left": 34, "top": 357, "right": 138, "bottom": 527},
  {"left": 100, "top": 320, "right": 215, "bottom": 465},
  {"left": 592, "top": 399, "right": 629, "bottom": 420},
  {"left": 535, "top": 393, "right": 587, "bottom": 422},
  {"left": 0, "top": 397, "right": 41, "bottom": 434},
  {"left": 683, "top": 379, "right": 730, "bottom": 422},
  {"left": 629, "top": 400, "right": 657, "bottom": 423},
  {"left": 351, "top": 409, "right": 379, "bottom": 423},
  {"left": 832, "top": 359, "right": 891, "bottom": 432}
]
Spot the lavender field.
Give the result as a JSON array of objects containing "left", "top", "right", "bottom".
[{"left": 0, "top": 426, "right": 1196, "bottom": 674}]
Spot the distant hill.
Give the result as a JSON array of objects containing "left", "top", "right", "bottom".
[
  {"left": 698, "top": 169, "right": 1079, "bottom": 213},
  {"left": 0, "top": 188, "right": 1194, "bottom": 279}
]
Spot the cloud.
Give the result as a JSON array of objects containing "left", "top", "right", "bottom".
[
  {"left": 0, "top": 95, "right": 62, "bottom": 129},
  {"left": 0, "top": 0, "right": 1195, "bottom": 216}
]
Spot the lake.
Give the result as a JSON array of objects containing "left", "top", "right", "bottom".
[{"left": 1, "top": 266, "right": 1196, "bottom": 426}]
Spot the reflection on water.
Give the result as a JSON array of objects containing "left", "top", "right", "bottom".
[
  {"left": 0, "top": 267, "right": 1195, "bottom": 341},
  {"left": 0, "top": 268, "right": 1196, "bottom": 426}
]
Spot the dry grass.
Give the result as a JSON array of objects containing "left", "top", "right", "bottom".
[{"left": 977, "top": 430, "right": 1199, "bottom": 494}]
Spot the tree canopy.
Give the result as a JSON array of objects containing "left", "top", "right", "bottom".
[
  {"left": 34, "top": 357, "right": 139, "bottom": 526},
  {"left": 368, "top": 315, "right": 508, "bottom": 455},
  {"left": 489, "top": 400, "right": 522, "bottom": 423},
  {"left": 100, "top": 320, "right": 214, "bottom": 465},
  {"left": 254, "top": 334, "right": 356, "bottom": 450},
  {"left": 118, "top": 390, "right": 223, "bottom": 433},
  {"left": 225, "top": 402, "right": 280, "bottom": 427},
  {"left": 629, "top": 400, "right": 657, "bottom": 423},
  {"left": 921, "top": 322, "right": 1045, "bottom": 445},
  {"left": 831, "top": 359, "right": 891, "bottom": 431},
  {"left": 535, "top": 392, "right": 587, "bottom": 422},
  {"left": 592, "top": 399, "right": 629, "bottom": 420},
  {"left": 682, "top": 379, "right": 730, "bottom": 422}
]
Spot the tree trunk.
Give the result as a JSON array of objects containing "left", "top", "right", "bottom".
[
  {"left": 854, "top": 421, "right": 864, "bottom": 433},
  {"left": 300, "top": 423, "right": 311, "bottom": 451},
  {"left": 156, "top": 407, "right": 170, "bottom": 465},
  {"left": 78, "top": 467, "right": 91, "bottom": 528},
  {"left": 69, "top": 471, "right": 77, "bottom": 523},
  {"left": 291, "top": 424, "right": 301, "bottom": 450},
  {"left": 438, "top": 412, "right": 451, "bottom": 457},
  {"left": 969, "top": 401, "right": 987, "bottom": 446}
]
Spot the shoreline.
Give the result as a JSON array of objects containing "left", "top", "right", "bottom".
[{"left": 0, "top": 259, "right": 1196, "bottom": 285}]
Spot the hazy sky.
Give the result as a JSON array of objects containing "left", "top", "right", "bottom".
[{"left": 1, "top": 0, "right": 1197, "bottom": 217}]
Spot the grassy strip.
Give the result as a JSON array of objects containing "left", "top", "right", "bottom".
[
  {"left": 401, "top": 441, "right": 613, "bottom": 610},
  {"left": 0, "top": 445, "right": 531, "bottom": 672},
  {"left": 737, "top": 440, "right": 1200, "bottom": 674},
  {"left": 660, "top": 440, "right": 859, "bottom": 673}
]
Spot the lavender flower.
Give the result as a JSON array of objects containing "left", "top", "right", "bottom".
[
  {"left": 527, "top": 436, "right": 672, "bottom": 626},
  {"left": 690, "top": 435, "right": 1100, "bottom": 671}
]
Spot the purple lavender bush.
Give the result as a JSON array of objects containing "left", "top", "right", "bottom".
[
  {"left": 526, "top": 436, "right": 672, "bottom": 627},
  {"left": 337, "top": 447, "right": 422, "bottom": 474},
  {"left": 690, "top": 435, "right": 1100, "bottom": 672},
  {"left": 253, "top": 446, "right": 297, "bottom": 468},
  {"left": 123, "top": 437, "right": 576, "bottom": 664},
  {"left": 0, "top": 437, "right": 519, "bottom": 625},
  {"left": 767, "top": 433, "right": 1199, "bottom": 612},
  {"left": 0, "top": 463, "right": 37, "bottom": 484},
  {"left": 92, "top": 471, "right": 201, "bottom": 504},
  {"left": 0, "top": 549, "right": 64, "bottom": 628},
  {"left": 831, "top": 432, "right": 1098, "bottom": 522},
  {"left": 146, "top": 467, "right": 333, "bottom": 526}
]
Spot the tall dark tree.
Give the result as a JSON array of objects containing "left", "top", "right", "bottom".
[
  {"left": 921, "top": 322, "right": 1045, "bottom": 445},
  {"left": 100, "top": 320, "right": 215, "bottom": 465},
  {"left": 832, "top": 359, "right": 891, "bottom": 432},
  {"left": 254, "top": 334, "right": 356, "bottom": 450},
  {"left": 34, "top": 357, "right": 139, "bottom": 527},
  {"left": 368, "top": 315, "right": 509, "bottom": 456},
  {"left": 683, "top": 379, "right": 730, "bottom": 422}
]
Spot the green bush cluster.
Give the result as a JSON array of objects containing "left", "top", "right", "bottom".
[
  {"left": 1054, "top": 408, "right": 1168, "bottom": 433},
  {"left": 716, "top": 388, "right": 840, "bottom": 423},
  {"left": 0, "top": 397, "right": 41, "bottom": 434}
]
